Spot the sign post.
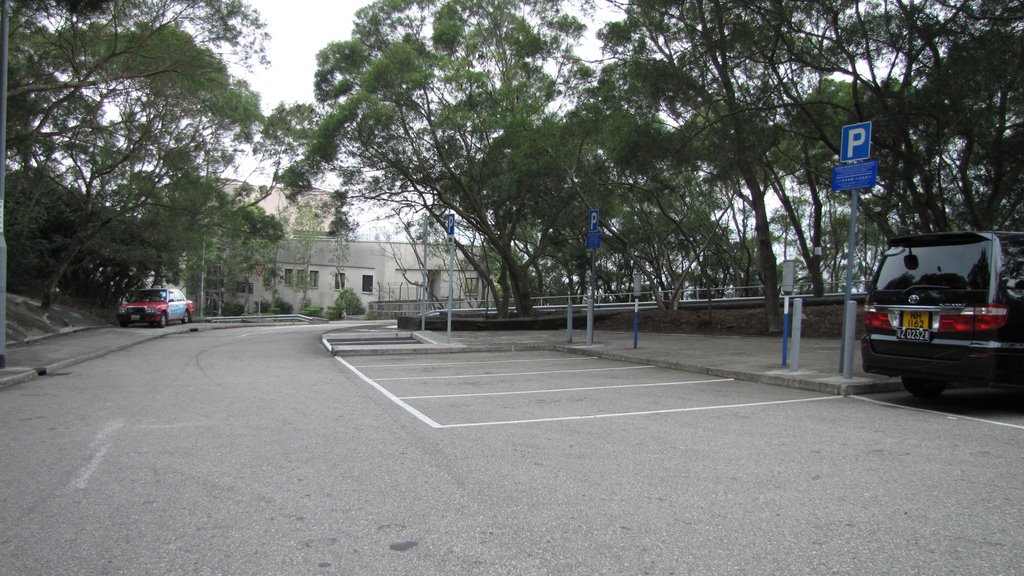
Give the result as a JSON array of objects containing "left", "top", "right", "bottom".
[
  {"left": 446, "top": 214, "right": 455, "bottom": 344},
  {"left": 253, "top": 263, "right": 268, "bottom": 320},
  {"left": 834, "top": 121, "right": 875, "bottom": 376},
  {"left": 586, "top": 209, "right": 600, "bottom": 346},
  {"left": 421, "top": 216, "right": 428, "bottom": 331}
]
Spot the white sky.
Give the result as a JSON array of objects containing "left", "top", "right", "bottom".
[{"left": 242, "top": 0, "right": 373, "bottom": 112}]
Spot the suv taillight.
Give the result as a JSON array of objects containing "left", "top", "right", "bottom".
[
  {"left": 938, "top": 304, "right": 1009, "bottom": 333},
  {"left": 863, "top": 303, "right": 891, "bottom": 330}
]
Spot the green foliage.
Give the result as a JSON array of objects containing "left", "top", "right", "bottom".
[
  {"left": 333, "top": 288, "right": 366, "bottom": 317},
  {"left": 306, "top": 0, "right": 594, "bottom": 316},
  {"left": 273, "top": 296, "right": 294, "bottom": 315},
  {"left": 5, "top": 0, "right": 269, "bottom": 308}
]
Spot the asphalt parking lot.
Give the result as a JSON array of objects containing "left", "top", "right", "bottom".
[
  {"left": 340, "top": 350, "right": 837, "bottom": 429},
  {"left": 336, "top": 348, "right": 1024, "bottom": 432}
]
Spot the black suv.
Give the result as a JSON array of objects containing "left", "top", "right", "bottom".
[{"left": 861, "top": 231, "right": 1024, "bottom": 397}]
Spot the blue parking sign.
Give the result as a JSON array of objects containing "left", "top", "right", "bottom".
[
  {"left": 446, "top": 213, "right": 455, "bottom": 237},
  {"left": 840, "top": 121, "right": 872, "bottom": 162}
]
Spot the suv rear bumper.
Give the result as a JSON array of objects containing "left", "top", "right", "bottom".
[{"left": 861, "top": 336, "right": 1024, "bottom": 386}]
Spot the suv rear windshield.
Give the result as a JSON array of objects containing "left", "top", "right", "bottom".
[{"left": 874, "top": 239, "right": 992, "bottom": 292}]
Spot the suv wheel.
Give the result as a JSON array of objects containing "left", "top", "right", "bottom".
[{"left": 901, "top": 376, "right": 948, "bottom": 398}]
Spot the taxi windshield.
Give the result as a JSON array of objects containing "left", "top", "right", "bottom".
[{"left": 132, "top": 289, "right": 167, "bottom": 302}]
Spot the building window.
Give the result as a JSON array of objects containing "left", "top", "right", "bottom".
[
  {"left": 334, "top": 272, "right": 346, "bottom": 290},
  {"left": 296, "top": 270, "right": 307, "bottom": 287},
  {"left": 361, "top": 274, "right": 374, "bottom": 293},
  {"left": 284, "top": 268, "right": 293, "bottom": 285},
  {"left": 309, "top": 270, "right": 319, "bottom": 288},
  {"left": 236, "top": 281, "right": 253, "bottom": 294}
]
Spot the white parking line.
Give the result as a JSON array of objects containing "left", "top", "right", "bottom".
[
  {"left": 336, "top": 354, "right": 840, "bottom": 429},
  {"left": 376, "top": 365, "right": 655, "bottom": 382},
  {"left": 354, "top": 356, "right": 596, "bottom": 369},
  {"left": 852, "top": 395, "right": 1024, "bottom": 431},
  {"left": 400, "top": 378, "right": 735, "bottom": 400},
  {"left": 334, "top": 357, "right": 443, "bottom": 428},
  {"left": 441, "top": 396, "right": 842, "bottom": 429}
]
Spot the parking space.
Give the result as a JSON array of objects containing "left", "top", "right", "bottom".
[{"left": 335, "top": 350, "right": 838, "bottom": 428}]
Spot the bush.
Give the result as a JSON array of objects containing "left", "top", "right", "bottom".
[
  {"left": 273, "top": 296, "right": 293, "bottom": 315},
  {"left": 302, "top": 306, "right": 322, "bottom": 317},
  {"left": 334, "top": 288, "right": 365, "bottom": 316},
  {"left": 220, "top": 302, "right": 245, "bottom": 316}
]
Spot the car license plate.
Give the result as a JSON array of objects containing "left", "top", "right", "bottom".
[
  {"left": 898, "top": 311, "right": 931, "bottom": 341},
  {"left": 130, "top": 314, "right": 140, "bottom": 320}
]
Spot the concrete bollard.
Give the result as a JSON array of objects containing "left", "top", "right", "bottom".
[
  {"left": 789, "top": 298, "right": 803, "bottom": 372},
  {"left": 841, "top": 300, "right": 858, "bottom": 379}
]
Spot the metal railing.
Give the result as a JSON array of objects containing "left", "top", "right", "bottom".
[{"left": 206, "top": 314, "right": 328, "bottom": 324}]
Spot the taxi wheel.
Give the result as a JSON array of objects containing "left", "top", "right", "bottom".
[
  {"left": 157, "top": 312, "right": 168, "bottom": 328},
  {"left": 182, "top": 310, "right": 191, "bottom": 325}
]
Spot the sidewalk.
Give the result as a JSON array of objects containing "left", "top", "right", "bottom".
[{"left": 1, "top": 322, "right": 903, "bottom": 396}]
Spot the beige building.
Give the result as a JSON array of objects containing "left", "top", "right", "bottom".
[{"left": 220, "top": 181, "right": 481, "bottom": 317}]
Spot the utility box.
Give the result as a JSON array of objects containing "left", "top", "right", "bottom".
[{"left": 782, "top": 260, "right": 796, "bottom": 295}]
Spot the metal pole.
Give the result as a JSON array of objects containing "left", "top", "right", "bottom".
[
  {"left": 839, "top": 188, "right": 859, "bottom": 373},
  {"left": 566, "top": 279, "right": 573, "bottom": 344},
  {"left": 421, "top": 216, "right": 428, "bottom": 331},
  {"left": 446, "top": 236, "right": 453, "bottom": 344},
  {"left": 782, "top": 295, "right": 790, "bottom": 367},
  {"left": 199, "top": 240, "right": 206, "bottom": 320},
  {"left": 632, "top": 299, "right": 639, "bottom": 349},
  {"left": 586, "top": 249, "right": 595, "bottom": 346},
  {"left": 0, "top": 0, "right": 10, "bottom": 368}
]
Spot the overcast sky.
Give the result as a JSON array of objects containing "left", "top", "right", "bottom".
[{"left": 242, "top": 0, "right": 373, "bottom": 112}]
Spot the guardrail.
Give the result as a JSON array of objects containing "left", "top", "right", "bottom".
[
  {"left": 402, "top": 292, "right": 868, "bottom": 319},
  {"left": 206, "top": 314, "right": 328, "bottom": 324}
]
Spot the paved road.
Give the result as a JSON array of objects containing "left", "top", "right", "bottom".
[{"left": 2, "top": 323, "right": 1023, "bottom": 575}]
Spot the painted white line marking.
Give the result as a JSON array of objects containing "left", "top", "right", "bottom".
[
  {"left": 416, "top": 332, "right": 445, "bottom": 345},
  {"left": 68, "top": 419, "right": 124, "bottom": 491},
  {"left": 377, "top": 365, "right": 655, "bottom": 382},
  {"left": 355, "top": 356, "right": 596, "bottom": 369},
  {"left": 852, "top": 395, "right": 1024, "bottom": 431},
  {"left": 334, "top": 357, "right": 443, "bottom": 429},
  {"left": 401, "top": 378, "right": 735, "bottom": 400},
  {"left": 440, "top": 396, "right": 841, "bottom": 429}
]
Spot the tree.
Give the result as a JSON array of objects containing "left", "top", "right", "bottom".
[
  {"left": 5, "top": 0, "right": 268, "bottom": 307},
  {"left": 773, "top": 0, "right": 1024, "bottom": 234},
  {"left": 304, "top": 0, "right": 596, "bottom": 317},
  {"left": 600, "top": 0, "right": 788, "bottom": 329},
  {"left": 286, "top": 201, "right": 326, "bottom": 309}
]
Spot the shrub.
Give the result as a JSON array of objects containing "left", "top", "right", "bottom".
[
  {"left": 334, "top": 288, "right": 365, "bottom": 316},
  {"left": 302, "top": 306, "right": 322, "bottom": 317},
  {"left": 273, "top": 296, "right": 293, "bottom": 315}
]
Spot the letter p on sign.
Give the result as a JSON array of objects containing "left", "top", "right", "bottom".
[{"left": 841, "top": 121, "right": 872, "bottom": 162}]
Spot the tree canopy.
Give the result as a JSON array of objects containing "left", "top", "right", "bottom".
[{"left": 7, "top": 0, "right": 1022, "bottom": 327}]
